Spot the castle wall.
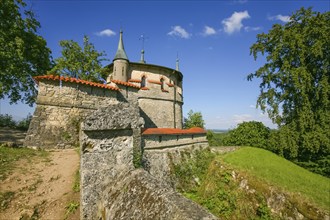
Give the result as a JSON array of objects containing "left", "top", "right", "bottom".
[
  {"left": 80, "top": 103, "right": 215, "bottom": 220},
  {"left": 142, "top": 133, "right": 207, "bottom": 150},
  {"left": 24, "top": 80, "right": 118, "bottom": 149}
]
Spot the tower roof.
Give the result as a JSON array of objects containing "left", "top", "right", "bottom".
[{"left": 114, "top": 30, "right": 129, "bottom": 61}]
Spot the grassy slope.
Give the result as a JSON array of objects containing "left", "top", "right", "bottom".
[{"left": 221, "top": 147, "right": 330, "bottom": 211}]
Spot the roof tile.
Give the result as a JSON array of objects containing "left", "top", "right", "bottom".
[{"left": 33, "top": 75, "right": 120, "bottom": 91}]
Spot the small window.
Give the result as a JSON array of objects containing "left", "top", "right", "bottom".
[
  {"left": 159, "top": 136, "right": 162, "bottom": 143},
  {"left": 160, "top": 78, "right": 164, "bottom": 90},
  {"left": 122, "top": 67, "right": 124, "bottom": 76},
  {"left": 192, "top": 135, "right": 194, "bottom": 140},
  {"left": 141, "top": 76, "right": 146, "bottom": 87},
  {"left": 176, "top": 135, "right": 179, "bottom": 141}
]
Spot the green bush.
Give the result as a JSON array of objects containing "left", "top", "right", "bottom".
[
  {"left": 0, "top": 113, "right": 32, "bottom": 131},
  {"left": 223, "top": 121, "right": 270, "bottom": 148},
  {"left": 0, "top": 114, "right": 16, "bottom": 128}
]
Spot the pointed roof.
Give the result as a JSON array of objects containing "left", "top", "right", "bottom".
[{"left": 114, "top": 30, "right": 129, "bottom": 61}]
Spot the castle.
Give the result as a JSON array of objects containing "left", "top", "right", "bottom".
[
  {"left": 24, "top": 30, "right": 198, "bottom": 149},
  {"left": 24, "top": 31, "right": 212, "bottom": 219}
]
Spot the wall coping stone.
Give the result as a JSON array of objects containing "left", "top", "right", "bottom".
[{"left": 142, "top": 127, "right": 207, "bottom": 135}]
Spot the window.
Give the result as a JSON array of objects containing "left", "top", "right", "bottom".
[
  {"left": 159, "top": 136, "right": 162, "bottom": 143},
  {"left": 160, "top": 78, "right": 164, "bottom": 90},
  {"left": 141, "top": 76, "right": 146, "bottom": 87},
  {"left": 122, "top": 67, "right": 124, "bottom": 76}
]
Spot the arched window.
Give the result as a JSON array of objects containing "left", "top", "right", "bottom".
[
  {"left": 160, "top": 78, "right": 164, "bottom": 90},
  {"left": 141, "top": 76, "right": 146, "bottom": 87}
]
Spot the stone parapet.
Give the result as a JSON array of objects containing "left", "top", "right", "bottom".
[
  {"left": 142, "top": 127, "right": 208, "bottom": 149},
  {"left": 24, "top": 78, "right": 118, "bottom": 149}
]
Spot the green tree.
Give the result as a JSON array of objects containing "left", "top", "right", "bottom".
[
  {"left": 248, "top": 8, "right": 330, "bottom": 162},
  {"left": 0, "top": 0, "right": 52, "bottom": 105},
  {"left": 51, "top": 36, "right": 108, "bottom": 82},
  {"left": 183, "top": 110, "right": 205, "bottom": 129},
  {"left": 16, "top": 113, "right": 32, "bottom": 131},
  {"left": 223, "top": 121, "right": 270, "bottom": 148},
  {"left": 0, "top": 114, "right": 16, "bottom": 128}
]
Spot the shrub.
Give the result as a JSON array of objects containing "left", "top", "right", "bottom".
[{"left": 223, "top": 121, "right": 270, "bottom": 148}]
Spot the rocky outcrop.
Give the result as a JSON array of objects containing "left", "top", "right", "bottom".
[{"left": 101, "top": 169, "right": 217, "bottom": 220}]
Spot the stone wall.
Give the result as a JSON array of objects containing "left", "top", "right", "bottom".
[
  {"left": 101, "top": 169, "right": 217, "bottom": 220},
  {"left": 80, "top": 102, "right": 143, "bottom": 219},
  {"left": 143, "top": 144, "right": 209, "bottom": 187},
  {"left": 142, "top": 133, "right": 208, "bottom": 150},
  {"left": 24, "top": 80, "right": 118, "bottom": 148},
  {"left": 80, "top": 102, "right": 216, "bottom": 220}
]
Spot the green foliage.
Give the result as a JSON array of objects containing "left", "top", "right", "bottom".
[
  {"left": 223, "top": 121, "right": 270, "bottom": 148},
  {"left": 0, "top": 191, "right": 15, "bottom": 211},
  {"left": 222, "top": 147, "right": 330, "bottom": 211},
  {"left": 0, "top": 113, "right": 32, "bottom": 131},
  {"left": 248, "top": 8, "right": 330, "bottom": 168},
  {"left": 15, "top": 113, "right": 32, "bottom": 131},
  {"left": 176, "top": 147, "right": 329, "bottom": 219},
  {"left": 174, "top": 148, "right": 215, "bottom": 192},
  {"left": 65, "top": 201, "right": 79, "bottom": 219},
  {"left": 51, "top": 35, "right": 108, "bottom": 82},
  {"left": 0, "top": 0, "right": 52, "bottom": 105},
  {"left": 207, "top": 131, "right": 229, "bottom": 146},
  {"left": 0, "top": 146, "right": 49, "bottom": 181},
  {"left": 73, "top": 169, "right": 80, "bottom": 192},
  {"left": 183, "top": 110, "right": 205, "bottom": 129},
  {"left": 0, "top": 114, "right": 16, "bottom": 128}
]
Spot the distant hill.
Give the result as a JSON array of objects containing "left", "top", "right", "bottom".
[{"left": 208, "top": 129, "right": 228, "bottom": 133}]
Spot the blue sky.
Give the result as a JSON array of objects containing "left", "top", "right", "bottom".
[{"left": 1, "top": 0, "right": 329, "bottom": 129}]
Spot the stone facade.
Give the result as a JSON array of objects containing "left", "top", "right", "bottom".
[
  {"left": 107, "top": 62, "right": 184, "bottom": 129},
  {"left": 80, "top": 102, "right": 143, "bottom": 219},
  {"left": 80, "top": 103, "right": 215, "bottom": 219},
  {"left": 24, "top": 31, "right": 214, "bottom": 219},
  {"left": 24, "top": 78, "right": 118, "bottom": 148}
]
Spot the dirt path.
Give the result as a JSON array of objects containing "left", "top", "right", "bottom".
[{"left": 0, "top": 149, "right": 80, "bottom": 220}]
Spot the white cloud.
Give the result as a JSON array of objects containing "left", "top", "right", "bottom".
[
  {"left": 244, "top": 26, "right": 261, "bottom": 32},
  {"left": 268, "top": 14, "right": 291, "bottom": 23},
  {"left": 202, "top": 25, "right": 217, "bottom": 36},
  {"left": 95, "top": 29, "right": 116, "bottom": 37},
  {"left": 222, "top": 11, "right": 250, "bottom": 34},
  {"left": 233, "top": 114, "right": 253, "bottom": 124},
  {"left": 167, "top": 26, "right": 191, "bottom": 39}
]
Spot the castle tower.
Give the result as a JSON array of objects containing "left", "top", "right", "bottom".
[{"left": 113, "top": 30, "right": 129, "bottom": 82}]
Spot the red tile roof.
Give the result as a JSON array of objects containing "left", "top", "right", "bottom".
[
  {"left": 142, "top": 127, "right": 207, "bottom": 135},
  {"left": 147, "top": 79, "right": 162, "bottom": 85},
  {"left": 128, "top": 78, "right": 142, "bottom": 83},
  {"left": 111, "top": 79, "right": 141, "bottom": 89},
  {"left": 140, "top": 87, "right": 150, "bottom": 90},
  {"left": 33, "top": 75, "right": 120, "bottom": 91},
  {"left": 166, "top": 83, "right": 174, "bottom": 87}
]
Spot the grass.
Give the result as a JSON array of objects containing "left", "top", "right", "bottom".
[
  {"left": 64, "top": 201, "right": 79, "bottom": 219},
  {"left": 174, "top": 147, "right": 330, "bottom": 219},
  {"left": 73, "top": 169, "right": 80, "bottom": 192},
  {"left": 0, "top": 145, "right": 49, "bottom": 181},
  {"left": 221, "top": 147, "right": 330, "bottom": 211},
  {"left": 0, "top": 191, "right": 15, "bottom": 211}
]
